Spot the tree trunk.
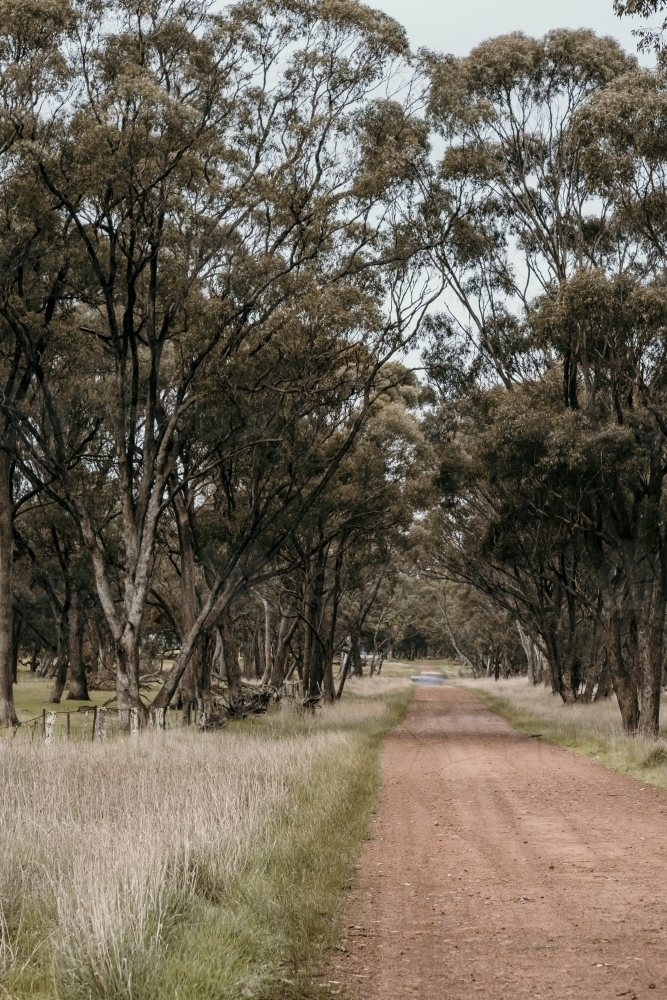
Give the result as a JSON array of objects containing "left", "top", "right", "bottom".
[
  {"left": 212, "top": 627, "right": 224, "bottom": 677},
  {"left": 593, "top": 650, "right": 613, "bottom": 701},
  {"left": 49, "top": 594, "right": 71, "bottom": 703},
  {"left": 242, "top": 638, "right": 253, "bottom": 679},
  {"left": 37, "top": 650, "right": 54, "bottom": 678},
  {"left": 220, "top": 608, "right": 241, "bottom": 696},
  {"left": 0, "top": 449, "right": 17, "bottom": 726},
  {"left": 607, "top": 612, "right": 639, "bottom": 733},
  {"left": 350, "top": 630, "right": 362, "bottom": 677},
  {"left": 517, "top": 622, "right": 538, "bottom": 683},
  {"left": 260, "top": 598, "right": 272, "bottom": 684},
  {"left": 336, "top": 649, "right": 351, "bottom": 699},
  {"left": 253, "top": 625, "right": 263, "bottom": 679},
  {"left": 174, "top": 490, "right": 202, "bottom": 708},
  {"left": 269, "top": 613, "right": 298, "bottom": 687},
  {"left": 66, "top": 589, "right": 90, "bottom": 700},
  {"left": 636, "top": 595, "right": 666, "bottom": 737},
  {"left": 302, "top": 569, "right": 313, "bottom": 696},
  {"left": 115, "top": 628, "right": 144, "bottom": 722}
]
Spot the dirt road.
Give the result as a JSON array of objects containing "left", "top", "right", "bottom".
[{"left": 330, "top": 685, "right": 667, "bottom": 999}]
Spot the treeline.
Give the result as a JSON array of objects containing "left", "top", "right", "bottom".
[
  {"left": 0, "top": 0, "right": 445, "bottom": 726},
  {"left": 416, "top": 20, "right": 667, "bottom": 735},
  {"left": 2, "top": 0, "right": 667, "bottom": 737}
]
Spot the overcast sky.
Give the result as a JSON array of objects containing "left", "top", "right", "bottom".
[{"left": 370, "top": 0, "right": 653, "bottom": 63}]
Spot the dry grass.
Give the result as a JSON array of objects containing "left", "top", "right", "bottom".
[
  {"left": 466, "top": 678, "right": 667, "bottom": 790},
  {"left": 344, "top": 676, "right": 413, "bottom": 699},
  {"left": 0, "top": 684, "right": 411, "bottom": 1000}
]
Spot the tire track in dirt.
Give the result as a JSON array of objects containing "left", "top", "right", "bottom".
[{"left": 329, "top": 685, "right": 667, "bottom": 999}]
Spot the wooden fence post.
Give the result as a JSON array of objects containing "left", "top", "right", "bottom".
[
  {"left": 149, "top": 707, "right": 166, "bottom": 730},
  {"left": 93, "top": 706, "right": 106, "bottom": 742},
  {"left": 130, "top": 708, "right": 140, "bottom": 736},
  {"left": 43, "top": 711, "right": 56, "bottom": 743}
]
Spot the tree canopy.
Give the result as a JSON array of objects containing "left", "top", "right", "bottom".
[{"left": 2, "top": 3, "right": 667, "bottom": 740}]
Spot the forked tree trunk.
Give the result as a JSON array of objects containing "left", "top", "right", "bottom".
[
  {"left": 0, "top": 449, "right": 17, "bottom": 726},
  {"left": 37, "top": 650, "right": 54, "bottom": 678},
  {"left": 517, "top": 623, "right": 540, "bottom": 684},
  {"left": 269, "top": 613, "right": 298, "bottom": 687}
]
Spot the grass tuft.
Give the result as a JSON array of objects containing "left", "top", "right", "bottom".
[{"left": 641, "top": 741, "right": 667, "bottom": 768}]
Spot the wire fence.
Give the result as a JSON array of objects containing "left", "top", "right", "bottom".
[
  {"left": 2, "top": 704, "right": 191, "bottom": 743},
  {"left": 1, "top": 679, "right": 306, "bottom": 743}
]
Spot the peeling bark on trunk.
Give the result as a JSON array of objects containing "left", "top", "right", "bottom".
[{"left": 115, "top": 630, "right": 144, "bottom": 722}]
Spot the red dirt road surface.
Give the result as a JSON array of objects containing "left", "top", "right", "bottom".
[{"left": 331, "top": 685, "right": 667, "bottom": 999}]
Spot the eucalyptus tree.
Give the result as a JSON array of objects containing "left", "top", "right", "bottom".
[
  {"left": 422, "top": 29, "right": 634, "bottom": 394},
  {"left": 421, "top": 376, "right": 604, "bottom": 703},
  {"left": 0, "top": 0, "right": 76, "bottom": 724},
  {"left": 614, "top": 0, "right": 667, "bottom": 50},
  {"left": 289, "top": 370, "right": 435, "bottom": 701},
  {"left": 417, "top": 28, "right": 667, "bottom": 731},
  {"left": 529, "top": 271, "right": 667, "bottom": 732},
  {"left": 1, "top": 0, "right": 439, "bottom": 718}
]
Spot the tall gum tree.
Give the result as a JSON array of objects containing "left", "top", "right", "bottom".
[
  {"left": 422, "top": 29, "right": 634, "bottom": 391},
  {"left": 0, "top": 0, "right": 74, "bottom": 725},
  {"left": 5, "top": 0, "right": 440, "bottom": 716}
]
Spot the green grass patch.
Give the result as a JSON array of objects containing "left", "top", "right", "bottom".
[
  {"left": 466, "top": 679, "right": 667, "bottom": 792},
  {"left": 154, "top": 686, "right": 414, "bottom": 1000}
]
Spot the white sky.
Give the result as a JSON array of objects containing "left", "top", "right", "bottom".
[{"left": 370, "top": 0, "right": 653, "bottom": 63}]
